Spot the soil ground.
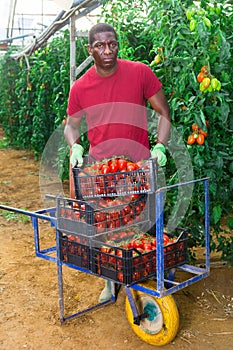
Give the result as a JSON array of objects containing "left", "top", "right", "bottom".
[{"left": 0, "top": 129, "right": 232, "bottom": 350}]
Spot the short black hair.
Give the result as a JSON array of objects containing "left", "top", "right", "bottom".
[{"left": 88, "top": 23, "right": 118, "bottom": 45}]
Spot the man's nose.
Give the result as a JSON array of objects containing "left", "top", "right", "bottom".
[{"left": 104, "top": 44, "right": 112, "bottom": 54}]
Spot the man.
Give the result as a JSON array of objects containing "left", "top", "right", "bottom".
[{"left": 64, "top": 23, "right": 171, "bottom": 302}]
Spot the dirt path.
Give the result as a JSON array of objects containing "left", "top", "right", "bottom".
[{"left": 0, "top": 134, "right": 232, "bottom": 350}]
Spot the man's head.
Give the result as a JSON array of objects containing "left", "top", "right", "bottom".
[
  {"left": 88, "top": 23, "right": 118, "bottom": 46},
  {"left": 87, "top": 23, "right": 119, "bottom": 76}
]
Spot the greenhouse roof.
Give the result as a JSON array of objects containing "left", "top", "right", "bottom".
[{"left": 0, "top": 0, "right": 103, "bottom": 56}]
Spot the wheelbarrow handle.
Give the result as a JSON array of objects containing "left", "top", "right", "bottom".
[{"left": 0, "top": 204, "right": 56, "bottom": 223}]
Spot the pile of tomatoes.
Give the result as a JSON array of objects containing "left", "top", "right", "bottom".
[
  {"left": 60, "top": 227, "right": 187, "bottom": 283},
  {"left": 94, "top": 228, "right": 186, "bottom": 283},
  {"left": 60, "top": 234, "right": 90, "bottom": 269},
  {"left": 77, "top": 157, "right": 151, "bottom": 198},
  {"left": 197, "top": 65, "right": 221, "bottom": 93},
  {"left": 93, "top": 195, "right": 146, "bottom": 233},
  {"left": 60, "top": 194, "right": 147, "bottom": 234},
  {"left": 187, "top": 120, "right": 209, "bottom": 145}
]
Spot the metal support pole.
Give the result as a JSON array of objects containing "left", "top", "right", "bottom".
[{"left": 70, "top": 14, "right": 76, "bottom": 87}]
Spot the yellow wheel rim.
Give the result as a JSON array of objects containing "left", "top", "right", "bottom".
[{"left": 125, "top": 280, "right": 179, "bottom": 346}]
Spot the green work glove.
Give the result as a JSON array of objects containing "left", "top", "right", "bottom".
[
  {"left": 70, "top": 143, "right": 84, "bottom": 167},
  {"left": 151, "top": 143, "right": 167, "bottom": 166}
]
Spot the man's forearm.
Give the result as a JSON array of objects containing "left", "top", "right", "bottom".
[
  {"left": 64, "top": 121, "right": 81, "bottom": 147},
  {"left": 157, "top": 115, "right": 171, "bottom": 145}
]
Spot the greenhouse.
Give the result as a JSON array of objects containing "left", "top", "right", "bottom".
[{"left": 0, "top": 1, "right": 232, "bottom": 349}]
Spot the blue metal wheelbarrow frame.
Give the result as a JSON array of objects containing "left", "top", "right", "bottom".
[{"left": 0, "top": 177, "right": 210, "bottom": 325}]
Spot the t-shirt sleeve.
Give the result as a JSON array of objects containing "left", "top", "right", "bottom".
[
  {"left": 142, "top": 64, "right": 162, "bottom": 99},
  {"left": 66, "top": 82, "right": 82, "bottom": 118}
]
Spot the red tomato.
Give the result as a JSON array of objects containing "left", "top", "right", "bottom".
[
  {"left": 163, "top": 234, "right": 170, "bottom": 245},
  {"left": 129, "top": 194, "right": 139, "bottom": 201},
  {"left": 109, "top": 161, "right": 119, "bottom": 172},
  {"left": 133, "top": 240, "right": 143, "bottom": 250},
  {"left": 101, "top": 164, "right": 110, "bottom": 174},
  {"left": 94, "top": 212, "right": 106, "bottom": 222},
  {"left": 127, "top": 162, "right": 136, "bottom": 172},
  {"left": 118, "top": 158, "right": 127, "bottom": 171},
  {"left": 117, "top": 271, "right": 124, "bottom": 283},
  {"left": 196, "top": 134, "right": 205, "bottom": 145},
  {"left": 142, "top": 243, "right": 153, "bottom": 252}
]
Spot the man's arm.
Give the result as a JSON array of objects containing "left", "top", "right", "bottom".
[
  {"left": 64, "top": 116, "right": 82, "bottom": 147},
  {"left": 148, "top": 88, "right": 171, "bottom": 145},
  {"left": 64, "top": 116, "right": 84, "bottom": 167}
]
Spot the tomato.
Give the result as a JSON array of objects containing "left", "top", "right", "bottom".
[
  {"left": 133, "top": 240, "right": 143, "bottom": 250},
  {"left": 142, "top": 243, "right": 153, "bottom": 252},
  {"left": 95, "top": 221, "right": 106, "bottom": 233},
  {"left": 101, "top": 164, "right": 110, "bottom": 174},
  {"left": 109, "top": 159, "right": 119, "bottom": 172},
  {"left": 216, "top": 81, "right": 221, "bottom": 91},
  {"left": 203, "top": 16, "right": 211, "bottom": 28},
  {"left": 190, "top": 19, "right": 196, "bottom": 31},
  {"left": 201, "top": 65, "right": 208, "bottom": 73},
  {"left": 157, "top": 46, "right": 164, "bottom": 52},
  {"left": 100, "top": 245, "right": 110, "bottom": 254},
  {"left": 153, "top": 54, "right": 162, "bottom": 65},
  {"left": 199, "top": 82, "right": 206, "bottom": 92},
  {"left": 163, "top": 234, "right": 170, "bottom": 245},
  {"left": 126, "top": 162, "right": 136, "bottom": 172},
  {"left": 192, "top": 124, "right": 199, "bottom": 131},
  {"left": 211, "top": 78, "right": 219, "bottom": 90},
  {"left": 199, "top": 128, "right": 208, "bottom": 137},
  {"left": 117, "top": 271, "right": 124, "bottom": 283},
  {"left": 122, "top": 204, "right": 131, "bottom": 215},
  {"left": 197, "top": 72, "right": 205, "bottom": 83},
  {"left": 186, "top": 9, "right": 193, "bottom": 20},
  {"left": 196, "top": 134, "right": 205, "bottom": 145},
  {"left": 129, "top": 194, "right": 139, "bottom": 201},
  {"left": 202, "top": 77, "right": 211, "bottom": 88},
  {"left": 187, "top": 135, "right": 196, "bottom": 145},
  {"left": 118, "top": 158, "right": 127, "bottom": 171},
  {"left": 94, "top": 212, "right": 106, "bottom": 222}
]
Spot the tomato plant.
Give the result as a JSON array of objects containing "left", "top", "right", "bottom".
[{"left": 0, "top": 0, "right": 232, "bottom": 265}]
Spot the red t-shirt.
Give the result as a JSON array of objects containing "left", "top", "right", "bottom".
[{"left": 67, "top": 59, "right": 162, "bottom": 161}]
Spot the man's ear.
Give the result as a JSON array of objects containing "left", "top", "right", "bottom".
[{"left": 87, "top": 44, "right": 92, "bottom": 55}]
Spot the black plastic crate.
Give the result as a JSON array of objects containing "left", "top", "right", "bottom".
[
  {"left": 59, "top": 233, "right": 91, "bottom": 270},
  {"left": 56, "top": 195, "right": 149, "bottom": 236},
  {"left": 91, "top": 227, "right": 188, "bottom": 286},
  {"left": 72, "top": 158, "right": 157, "bottom": 199}
]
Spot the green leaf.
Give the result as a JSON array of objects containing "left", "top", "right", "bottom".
[
  {"left": 212, "top": 205, "right": 222, "bottom": 224},
  {"left": 227, "top": 217, "right": 233, "bottom": 230}
]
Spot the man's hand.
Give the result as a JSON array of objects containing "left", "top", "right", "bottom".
[
  {"left": 151, "top": 143, "right": 167, "bottom": 166},
  {"left": 70, "top": 144, "right": 84, "bottom": 167}
]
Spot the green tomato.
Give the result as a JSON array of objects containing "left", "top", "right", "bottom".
[
  {"left": 216, "top": 81, "right": 221, "bottom": 91},
  {"left": 214, "top": 6, "right": 222, "bottom": 15},
  {"left": 207, "top": 85, "right": 213, "bottom": 93},
  {"left": 186, "top": 9, "right": 193, "bottom": 20},
  {"left": 199, "top": 82, "right": 206, "bottom": 92},
  {"left": 190, "top": 19, "right": 196, "bottom": 32},
  {"left": 203, "top": 17, "right": 211, "bottom": 28},
  {"left": 211, "top": 78, "right": 219, "bottom": 90}
]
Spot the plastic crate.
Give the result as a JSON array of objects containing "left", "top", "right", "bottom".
[
  {"left": 72, "top": 159, "right": 157, "bottom": 199},
  {"left": 91, "top": 227, "right": 188, "bottom": 286},
  {"left": 59, "top": 233, "right": 91, "bottom": 270},
  {"left": 56, "top": 195, "right": 149, "bottom": 237}
]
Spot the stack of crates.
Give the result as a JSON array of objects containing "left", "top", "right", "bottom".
[{"left": 57, "top": 159, "right": 188, "bottom": 285}]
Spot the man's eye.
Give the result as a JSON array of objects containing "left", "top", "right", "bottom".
[
  {"left": 96, "top": 43, "right": 104, "bottom": 49},
  {"left": 110, "top": 43, "right": 117, "bottom": 48}
]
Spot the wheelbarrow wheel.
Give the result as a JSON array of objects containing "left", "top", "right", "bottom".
[{"left": 125, "top": 280, "right": 179, "bottom": 346}]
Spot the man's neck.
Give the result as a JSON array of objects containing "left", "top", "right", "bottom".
[{"left": 95, "top": 62, "right": 118, "bottom": 77}]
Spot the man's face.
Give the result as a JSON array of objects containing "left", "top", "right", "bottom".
[{"left": 88, "top": 31, "right": 118, "bottom": 73}]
